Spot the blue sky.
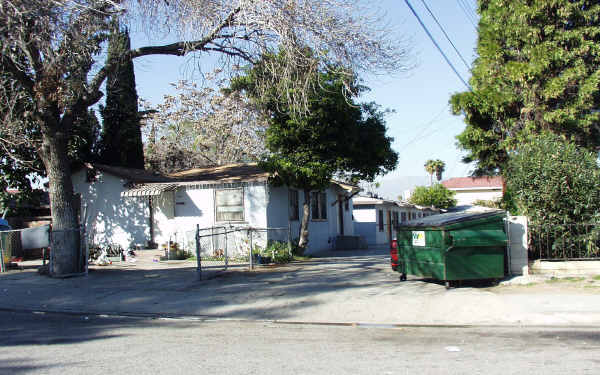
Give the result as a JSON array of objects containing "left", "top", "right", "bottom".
[{"left": 131, "top": 1, "right": 479, "bottom": 187}]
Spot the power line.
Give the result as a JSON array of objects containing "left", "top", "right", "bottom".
[
  {"left": 456, "top": 0, "right": 477, "bottom": 29},
  {"left": 420, "top": 0, "right": 471, "bottom": 71},
  {"left": 403, "top": 0, "right": 472, "bottom": 91},
  {"left": 462, "top": 0, "right": 479, "bottom": 21},
  {"left": 458, "top": 0, "right": 478, "bottom": 24}
]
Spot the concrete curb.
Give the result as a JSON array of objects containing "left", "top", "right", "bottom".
[{"left": 3, "top": 306, "right": 600, "bottom": 329}]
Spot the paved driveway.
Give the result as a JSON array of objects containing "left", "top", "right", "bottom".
[{"left": 2, "top": 247, "right": 600, "bottom": 325}]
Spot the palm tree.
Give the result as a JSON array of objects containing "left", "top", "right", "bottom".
[{"left": 424, "top": 159, "right": 446, "bottom": 185}]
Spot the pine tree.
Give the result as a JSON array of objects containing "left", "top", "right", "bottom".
[
  {"left": 451, "top": 0, "right": 600, "bottom": 174},
  {"left": 99, "top": 21, "right": 144, "bottom": 169}
]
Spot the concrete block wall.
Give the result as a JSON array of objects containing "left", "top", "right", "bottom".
[{"left": 507, "top": 216, "right": 528, "bottom": 276}]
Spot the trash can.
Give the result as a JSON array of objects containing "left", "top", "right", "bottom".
[{"left": 393, "top": 211, "right": 507, "bottom": 287}]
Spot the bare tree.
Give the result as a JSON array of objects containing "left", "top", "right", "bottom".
[
  {"left": 0, "top": 0, "right": 411, "bottom": 276},
  {"left": 142, "top": 80, "right": 266, "bottom": 173}
]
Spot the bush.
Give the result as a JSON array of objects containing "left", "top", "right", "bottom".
[
  {"left": 253, "top": 241, "right": 294, "bottom": 264},
  {"left": 506, "top": 132, "right": 600, "bottom": 225},
  {"left": 409, "top": 184, "right": 457, "bottom": 209}
]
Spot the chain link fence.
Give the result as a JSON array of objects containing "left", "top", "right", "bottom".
[
  {"left": 190, "top": 226, "right": 291, "bottom": 278},
  {"left": 0, "top": 225, "right": 87, "bottom": 276}
]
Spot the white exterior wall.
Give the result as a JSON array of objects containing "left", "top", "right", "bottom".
[
  {"left": 353, "top": 203, "right": 433, "bottom": 246},
  {"left": 268, "top": 185, "right": 354, "bottom": 255},
  {"left": 452, "top": 189, "right": 503, "bottom": 206},
  {"left": 153, "top": 184, "right": 268, "bottom": 248},
  {"left": 72, "top": 170, "right": 150, "bottom": 250}
]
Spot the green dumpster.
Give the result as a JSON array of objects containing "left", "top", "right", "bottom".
[{"left": 392, "top": 211, "right": 507, "bottom": 287}]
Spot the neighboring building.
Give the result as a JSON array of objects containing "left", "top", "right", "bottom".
[
  {"left": 441, "top": 176, "right": 504, "bottom": 206},
  {"left": 352, "top": 196, "right": 439, "bottom": 247},
  {"left": 72, "top": 163, "right": 358, "bottom": 256}
]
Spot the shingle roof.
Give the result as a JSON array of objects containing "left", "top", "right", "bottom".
[
  {"left": 441, "top": 176, "right": 504, "bottom": 189},
  {"left": 166, "top": 163, "right": 269, "bottom": 183}
]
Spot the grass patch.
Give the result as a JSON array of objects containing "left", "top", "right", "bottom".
[
  {"left": 546, "top": 276, "right": 585, "bottom": 283},
  {"left": 592, "top": 275, "right": 600, "bottom": 281}
]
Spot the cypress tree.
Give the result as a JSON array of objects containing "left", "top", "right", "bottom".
[
  {"left": 450, "top": 0, "right": 600, "bottom": 174},
  {"left": 100, "top": 21, "right": 144, "bottom": 169}
]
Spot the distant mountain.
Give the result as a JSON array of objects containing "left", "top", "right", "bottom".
[{"left": 370, "top": 176, "right": 430, "bottom": 201}]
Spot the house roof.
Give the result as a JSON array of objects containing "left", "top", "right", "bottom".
[
  {"left": 441, "top": 176, "right": 503, "bottom": 190},
  {"left": 166, "top": 163, "right": 270, "bottom": 183},
  {"left": 82, "top": 163, "right": 171, "bottom": 183},
  {"left": 352, "top": 195, "right": 417, "bottom": 208}
]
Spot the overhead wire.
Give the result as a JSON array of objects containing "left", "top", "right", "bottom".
[
  {"left": 456, "top": 0, "right": 477, "bottom": 29},
  {"left": 420, "top": 0, "right": 471, "bottom": 71},
  {"left": 403, "top": 0, "right": 472, "bottom": 91}
]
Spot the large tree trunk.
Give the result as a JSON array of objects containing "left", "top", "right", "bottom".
[
  {"left": 40, "top": 121, "right": 81, "bottom": 276},
  {"left": 298, "top": 190, "right": 311, "bottom": 250}
]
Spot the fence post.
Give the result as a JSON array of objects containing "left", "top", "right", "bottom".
[
  {"left": 288, "top": 223, "right": 292, "bottom": 256},
  {"left": 0, "top": 234, "right": 4, "bottom": 273},
  {"left": 196, "top": 224, "right": 202, "bottom": 281},
  {"left": 224, "top": 227, "right": 229, "bottom": 270},
  {"left": 505, "top": 212, "right": 512, "bottom": 277},
  {"left": 249, "top": 228, "right": 254, "bottom": 270}
]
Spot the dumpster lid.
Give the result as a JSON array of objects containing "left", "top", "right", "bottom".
[{"left": 402, "top": 210, "right": 505, "bottom": 228}]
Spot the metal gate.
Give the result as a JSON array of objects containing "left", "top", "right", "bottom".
[{"left": 193, "top": 226, "right": 291, "bottom": 279}]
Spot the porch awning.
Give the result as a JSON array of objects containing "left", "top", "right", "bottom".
[{"left": 121, "top": 183, "right": 179, "bottom": 197}]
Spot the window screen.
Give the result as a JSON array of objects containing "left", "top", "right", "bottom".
[{"left": 215, "top": 188, "right": 244, "bottom": 222}]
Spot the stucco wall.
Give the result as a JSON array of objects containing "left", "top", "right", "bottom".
[
  {"left": 352, "top": 203, "right": 428, "bottom": 246},
  {"left": 72, "top": 169, "right": 150, "bottom": 250},
  {"left": 268, "top": 186, "right": 354, "bottom": 255},
  {"left": 453, "top": 189, "right": 502, "bottom": 206},
  {"left": 153, "top": 184, "right": 269, "bottom": 249}
]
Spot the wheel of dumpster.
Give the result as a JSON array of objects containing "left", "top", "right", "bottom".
[
  {"left": 445, "top": 281, "right": 452, "bottom": 289},
  {"left": 400, "top": 273, "right": 407, "bottom": 281}
]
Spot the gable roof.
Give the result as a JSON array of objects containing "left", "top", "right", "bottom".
[{"left": 442, "top": 176, "right": 503, "bottom": 190}]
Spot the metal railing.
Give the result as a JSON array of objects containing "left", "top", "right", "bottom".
[{"left": 528, "top": 223, "right": 600, "bottom": 260}]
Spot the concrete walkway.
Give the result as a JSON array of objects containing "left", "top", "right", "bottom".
[{"left": 2, "top": 247, "right": 600, "bottom": 326}]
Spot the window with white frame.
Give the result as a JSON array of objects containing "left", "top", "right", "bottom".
[
  {"left": 311, "top": 192, "right": 327, "bottom": 220},
  {"left": 401, "top": 212, "right": 407, "bottom": 222},
  {"left": 215, "top": 188, "right": 244, "bottom": 222},
  {"left": 289, "top": 189, "right": 299, "bottom": 221}
]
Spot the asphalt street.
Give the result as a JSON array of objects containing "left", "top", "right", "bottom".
[{"left": 1, "top": 310, "right": 598, "bottom": 375}]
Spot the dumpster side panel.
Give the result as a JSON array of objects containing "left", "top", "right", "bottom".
[
  {"left": 445, "top": 246, "right": 505, "bottom": 280},
  {"left": 397, "top": 229, "right": 446, "bottom": 279},
  {"left": 444, "top": 219, "right": 507, "bottom": 280}
]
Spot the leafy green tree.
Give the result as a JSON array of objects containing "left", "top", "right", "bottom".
[
  {"left": 231, "top": 56, "right": 398, "bottom": 249},
  {"left": 99, "top": 22, "right": 144, "bottom": 169},
  {"left": 451, "top": 0, "right": 600, "bottom": 174},
  {"left": 409, "top": 184, "right": 457, "bottom": 210}
]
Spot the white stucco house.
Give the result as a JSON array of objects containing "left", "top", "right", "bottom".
[
  {"left": 352, "top": 196, "right": 439, "bottom": 247},
  {"left": 72, "top": 163, "right": 359, "bottom": 256},
  {"left": 441, "top": 176, "right": 504, "bottom": 206}
]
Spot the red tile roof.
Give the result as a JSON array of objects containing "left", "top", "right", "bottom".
[{"left": 442, "top": 176, "right": 503, "bottom": 189}]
